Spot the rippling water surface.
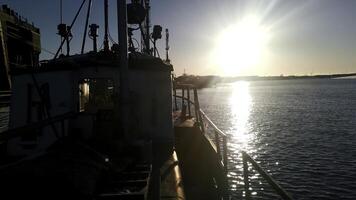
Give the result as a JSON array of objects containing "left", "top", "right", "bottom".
[
  {"left": 1, "top": 79, "right": 355, "bottom": 199},
  {"left": 198, "top": 79, "right": 356, "bottom": 199}
]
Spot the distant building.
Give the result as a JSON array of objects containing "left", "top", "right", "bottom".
[{"left": 0, "top": 5, "right": 41, "bottom": 90}]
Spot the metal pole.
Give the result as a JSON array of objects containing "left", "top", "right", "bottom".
[
  {"left": 153, "top": 40, "right": 156, "bottom": 57},
  {"left": 243, "top": 152, "right": 251, "bottom": 200},
  {"left": 81, "top": 0, "right": 92, "bottom": 54},
  {"left": 145, "top": 0, "right": 150, "bottom": 54},
  {"left": 193, "top": 88, "right": 199, "bottom": 121},
  {"left": 66, "top": 33, "right": 70, "bottom": 56},
  {"left": 223, "top": 136, "right": 228, "bottom": 173},
  {"left": 187, "top": 87, "right": 191, "bottom": 117},
  {"left": 60, "top": 0, "right": 63, "bottom": 23},
  {"left": 193, "top": 88, "right": 204, "bottom": 133},
  {"left": 243, "top": 151, "right": 293, "bottom": 200},
  {"left": 172, "top": 74, "right": 178, "bottom": 110},
  {"left": 93, "top": 34, "right": 97, "bottom": 52},
  {"left": 54, "top": 0, "right": 87, "bottom": 58},
  {"left": 215, "top": 130, "right": 221, "bottom": 159},
  {"left": 181, "top": 88, "right": 185, "bottom": 108},
  {"left": 59, "top": 0, "right": 63, "bottom": 54},
  {"left": 174, "top": 88, "right": 178, "bottom": 110},
  {"left": 117, "top": 0, "right": 130, "bottom": 140},
  {"left": 104, "top": 0, "right": 109, "bottom": 51}
]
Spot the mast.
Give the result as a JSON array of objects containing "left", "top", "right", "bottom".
[
  {"left": 59, "top": 0, "right": 63, "bottom": 53},
  {"left": 117, "top": 0, "right": 130, "bottom": 140},
  {"left": 104, "top": 0, "right": 109, "bottom": 51},
  {"left": 60, "top": 0, "right": 63, "bottom": 23},
  {"left": 144, "top": 0, "right": 150, "bottom": 55}
]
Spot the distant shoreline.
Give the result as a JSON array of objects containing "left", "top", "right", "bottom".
[{"left": 175, "top": 73, "right": 356, "bottom": 88}]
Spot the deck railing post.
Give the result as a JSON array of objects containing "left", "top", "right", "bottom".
[
  {"left": 187, "top": 87, "right": 191, "bottom": 117},
  {"left": 243, "top": 152, "right": 251, "bottom": 200},
  {"left": 173, "top": 83, "right": 178, "bottom": 111},
  {"left": 223, "top": 136, "right": 228, "bottom": 173},
  {"left": 181, "top": 88, "right": 185, "bottom": 109},
  {"left": 215, "top": 130, "right": 221, "bottom": 159},
  {"left": 193, "top": 88, "right": 199, "bottom": 122},
  {"left": 193, "top": 88, "right": 204, "bottom": 133}
]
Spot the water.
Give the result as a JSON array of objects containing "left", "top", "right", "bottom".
[
  {"left": 1, "top": 79, "right": 355, "bottom": 199},
  {"left": 198, "top": 79, "right": 356, "bottom": 199}
]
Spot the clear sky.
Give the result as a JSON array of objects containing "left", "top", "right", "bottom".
[{"left": 2, "top": 0, "right": 356, "bottom": 76}]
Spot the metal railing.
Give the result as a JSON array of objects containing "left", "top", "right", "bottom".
[
  {"left": 199, "top": 109, "right": 229, "bottom": 173},
  {"left": 173, "top": 84, "right": 229, "bottom": 199},
  {"left": 0, "top": 112, "right": 77, "bottom": 141},
  {"left": 242, "top": 151, "right": 293, "bottom": 200},
  {"left": 173, "top": 83, "right": 293, "bottom": 200},
  {"left": 174, "top": 84, "right": 229, "bottom": 173},
  {"left": 0, "top": 91, "right": 11, "bottom": 106}
]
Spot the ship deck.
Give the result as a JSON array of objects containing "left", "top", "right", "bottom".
[{"left": 174, "top": 116, "right": 227, "bottom": 200}]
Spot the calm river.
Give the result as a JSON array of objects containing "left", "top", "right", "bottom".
[
  {"left": 198, "top": 78, "right": 356, "bottom": 199},
  {"left": 1, "top": 79, "right": 355, "bottom": 199}
]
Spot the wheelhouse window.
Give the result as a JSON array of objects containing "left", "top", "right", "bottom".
[{"left": 79, "top": 79, "right": 115, "bottom": 112}]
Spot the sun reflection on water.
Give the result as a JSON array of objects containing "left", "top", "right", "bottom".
[
  {"left": 229, "top": 81, "right": 253, "bottom": 150},
  {"left": 228, "top": 81, "right": 255, "bottom": 194}
]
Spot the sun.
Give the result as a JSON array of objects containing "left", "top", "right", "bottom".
[{"left": 213, "top": 16, "right": 270, "bottom": 76}]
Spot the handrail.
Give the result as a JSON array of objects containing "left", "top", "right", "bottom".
[
  {"left": 172, "top": 94, "right": 218, "bottom": 129},
  {"left": 173, "top": 91, "right": 226, "bottom": 137},
  {"left": 0, "top": 91, "right": 12, "bottom": 95},
  {"left": 174, "top": 83, "right": 195, "bottom": 89},
  {"left": 242, "top": 151, "right": 293, "bottom": 200},
  {"left": 172, "top": 94, "right": 195, "bottom": 106},
  {"left": 173, "top": 88, "right": 228, "bottom": 172},
  {"left": 172, "top": 85, "right": 293, "bottom": 200},
  {"left": 173, "top": 86, "right": 230, "bottom": 199},
  {"left": 0, "top": 112, "right": 77, "bottom": 141},
  {"left": 199, "top": 109, "right": 226, "bottom": 137}
]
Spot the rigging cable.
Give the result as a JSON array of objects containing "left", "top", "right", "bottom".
[
  {"left": 41, "top": 48, "right": 55, "bottom": 56},
  {"left": 81, "top": 0, "right": 93, "bottom": 54},
  {"left": 54, "top": 0, "right": 87, "bottom": 59},
  {"left": 149, "top": 36, "right": 160, "bottom": 58},
  {"left": 30, "top": 73, "right": 60, "bottom": 138}
]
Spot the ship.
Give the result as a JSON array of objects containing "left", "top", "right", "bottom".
[{"left": 0, "top": 1, "right": 292, "bottom": 200}]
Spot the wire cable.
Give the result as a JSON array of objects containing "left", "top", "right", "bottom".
[{"left": 54, "top": 0, "right": 87, "bottom": 58}]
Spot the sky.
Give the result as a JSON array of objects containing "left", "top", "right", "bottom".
[{"left": 2, "top": 0, "right": 356, "bottom": 76}]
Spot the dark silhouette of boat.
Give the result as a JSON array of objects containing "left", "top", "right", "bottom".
[{"left": 0, "top": 1, "right": 292, "bottom": 200}]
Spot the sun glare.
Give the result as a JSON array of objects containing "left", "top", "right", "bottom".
[
  {"left": 229, "top": 81, "right": 252, "bottom": 149},
  {"left": 213, "top": 16, "right": 270, "bottom": 76}
]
